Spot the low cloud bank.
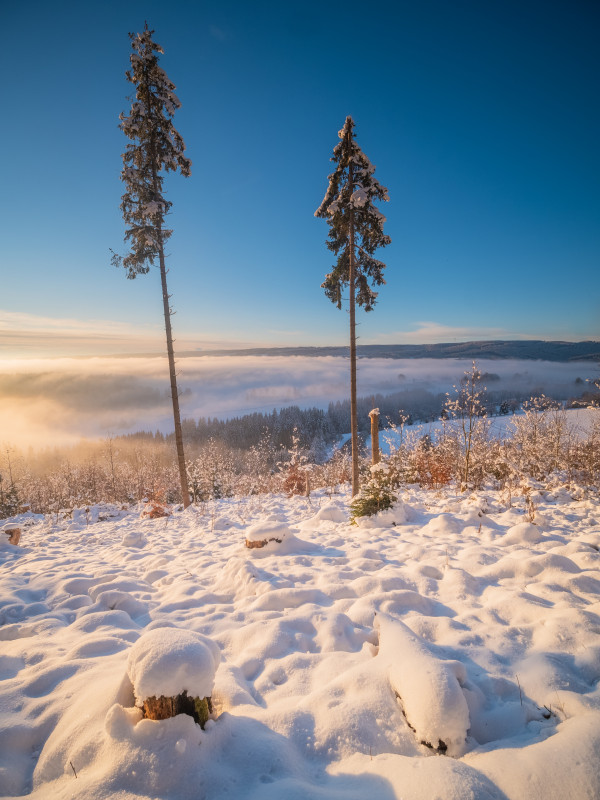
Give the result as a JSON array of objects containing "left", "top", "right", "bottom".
[{"left": 0, "top": 355, "right": 596, "bottom": 449}]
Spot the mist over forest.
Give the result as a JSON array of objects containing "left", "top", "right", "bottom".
[{"left": 0, "top": 353, "right": 598, "bottom": 451}]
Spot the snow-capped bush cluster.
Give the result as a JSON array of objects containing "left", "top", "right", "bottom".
[
  {"left": 384, "top": 398, "right": 600, "bottom": 497},
  {"left": 1, "top": 396, "right": 599, "bottom": 520}
]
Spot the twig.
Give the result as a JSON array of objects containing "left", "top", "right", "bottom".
[
  {"left": 516, "top": 674, "right": 523, "bottom": 706},
  {"left": 69, "top": 761, "right": 78, "bottom": 778}
]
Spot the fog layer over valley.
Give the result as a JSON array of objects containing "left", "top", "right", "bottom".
[{"left": 0, "top": 356, "right": 597, "bottom": 449}]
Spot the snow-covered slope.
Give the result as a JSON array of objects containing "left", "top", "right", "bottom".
[
  {"left": 1, "top": 485, "right": 599, "bottom": 799},
  {"left": 370, "top": 407, "right": 599, "bottom": 455}
]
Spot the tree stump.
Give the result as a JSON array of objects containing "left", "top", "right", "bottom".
[
  {"left": 142, "top": 690, "right": 212, "bottom": 728},
  {"left": 3, "top": 527, "right": 21, "bottom": 545},
  {"left": 245, "top": 521, "right": 290, "bottom": 550},
  {"left": 141, "top": 503, "right": 170, "bottom": 519},
  {"left": 245, "top": 536, "right": 283, "bottom": 549}
]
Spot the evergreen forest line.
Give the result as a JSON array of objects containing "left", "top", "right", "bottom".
[{"left": 124, "top": 379, "right": 596, "bottom": 453}]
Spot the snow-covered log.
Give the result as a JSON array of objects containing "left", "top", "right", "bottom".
[{"left": 375, "top": 612, "right": 470, "bottom": 755}]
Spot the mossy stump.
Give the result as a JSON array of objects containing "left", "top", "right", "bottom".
[{"left": 141, "top": 690, "right": 212, "bottom": 728}]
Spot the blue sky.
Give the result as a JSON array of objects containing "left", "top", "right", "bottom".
[{"left": 2, "top": 0, "right": 599, "bottom": 355}]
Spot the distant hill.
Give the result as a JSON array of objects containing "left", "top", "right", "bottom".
[{"left": 182, "top": 340, "right": 600, "bottom": 362}]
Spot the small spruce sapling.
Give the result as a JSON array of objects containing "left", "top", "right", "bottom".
[{"left": 350, "top": 461, "right": 397, "bottom": 522}]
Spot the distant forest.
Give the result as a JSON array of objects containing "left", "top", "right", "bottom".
[
  {"left": 119, "top": 378, "right": 599, "bottom": 457},
  {"left": 177, "top": 339, "right": 600, "bottom": 362}
]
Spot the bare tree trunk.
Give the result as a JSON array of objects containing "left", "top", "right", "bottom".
[
  {"left": 348, "top": 160, "right": 359, "bottom": 497},
  {"left": 147, "top": 130, "right": 190, "bottom": 510},
  {"left": 157, "top": 225, "right": 190, "bottom": 509}
]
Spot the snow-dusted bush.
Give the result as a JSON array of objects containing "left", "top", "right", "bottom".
[
  {"left": 187, "top": 438, "right": 237, "bottom": 502},
  {"left": 383, "top": 412, "right": 420, "bottom": 486},
  {"left": 509, "top": 396, "right": 571, "bottom": 481},
  {"left": 239, "top": 430, "right": 279, "bottom": 495},
  {"left": 442, "top": 362, "right": 490, "bottom": 490},
  {"left": 3, "top": 395, "right": 600, "bottom": 520},
  {"left": 412, "top": 433, "right": 454, "bottom": 489},
  {"left": 319, "top": 445, "right": 352, "bottom": 496},
  {"left": 0, "top": 477, "right": 21, "bottom": 519},
  {"left": 572, "top": 410, "right": 600, "bottom": 485},
  {"left": 280, "top": 428, "right": 311, "bottom": 496}
]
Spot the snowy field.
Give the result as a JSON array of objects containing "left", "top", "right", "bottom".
[{"left": 1, "top": 485, "right": 600, "bottom": 800}]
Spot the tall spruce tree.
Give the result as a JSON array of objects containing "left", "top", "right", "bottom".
[
  {"left": 112, "top": 23, "right": 191, "bottom": 507},
  {"left": 315, "top": 116, "right": 390, "bottom": 496}
]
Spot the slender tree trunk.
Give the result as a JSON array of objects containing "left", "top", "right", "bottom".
[
  {"left": 147, "top": 129, "right": 190, "bottom": 509},
  {"left": 156, "top": 221, "right": 190, "bottom": 509},
  {"left": 348, "top": 160, "right": 359, "bottom": 497}
]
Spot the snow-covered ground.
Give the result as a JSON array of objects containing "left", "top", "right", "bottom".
[{"left": 1, "top": 485, "right": 599, "bottom": 799}]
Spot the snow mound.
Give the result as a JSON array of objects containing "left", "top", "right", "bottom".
[
  {"left": 213, "top": 515, "right": 242, "bottom": 531},
  {"left": 503, "top": 522, "right": 542, "bottom": 546},
  {"left": 122, "top": 530, "right": 146, "bottom": 547},
  {"left": 420, "top": 513, "right": 462, "bottom": 535},
  {"left": 245, "top": 520, "right": 291, "bottom": 546},
  {"left": 315, "top": 502, "right": 348, "bottom": 523},
  {"left": 127, "top": 627, "right": 220, "bottom": 701},
  {"left": 376, "top": 612, "right": 470, "bottom": 756}
]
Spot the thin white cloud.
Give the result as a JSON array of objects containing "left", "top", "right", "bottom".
[
  {"left": 0, "top": 310, "right": 157, "bottom": 335},
  {"left": 0, "top": 310, "right": 162, "bottom": 357},
  {"left": 265, "top": 329, "right": 308, "bottom": 339},
  {"left": 371, "top": 321, "right": 594, "bottom": 344},
  {"left": 0, "top": 310, "right": 262, "bottom": 358},
  {"left": 372, "top": 322, "right": 526, "bottom": 344}
]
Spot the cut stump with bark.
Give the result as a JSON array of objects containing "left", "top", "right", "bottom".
[
  {"left": 3, "top": 527, "right": 21, "bottom": 545},
  {"left": 141, "top": 504, "right": 170, "bottom": 519},
  {"left": 245, "top": 537, "right": 283, "bottom": 549},
  {"left": 141, "top": 690, "right": 213, "bottom": 728}
]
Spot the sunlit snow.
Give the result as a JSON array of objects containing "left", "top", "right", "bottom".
[{"left": 1, "top": 482, "right": 599, "bottom": 799}]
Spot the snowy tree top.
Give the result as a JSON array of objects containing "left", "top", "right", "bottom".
[
  {"left": 338, "top": 115, "right": 355, "bottom": 139},
  {"left": 113, "top": 23, "right": 191, "bottom": 279},
  {"left": 315, "top": 116, "right": 391, "bottom": 311},
  {"left": 315, "top": 117, "right": 389, "bottom": 219}
]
